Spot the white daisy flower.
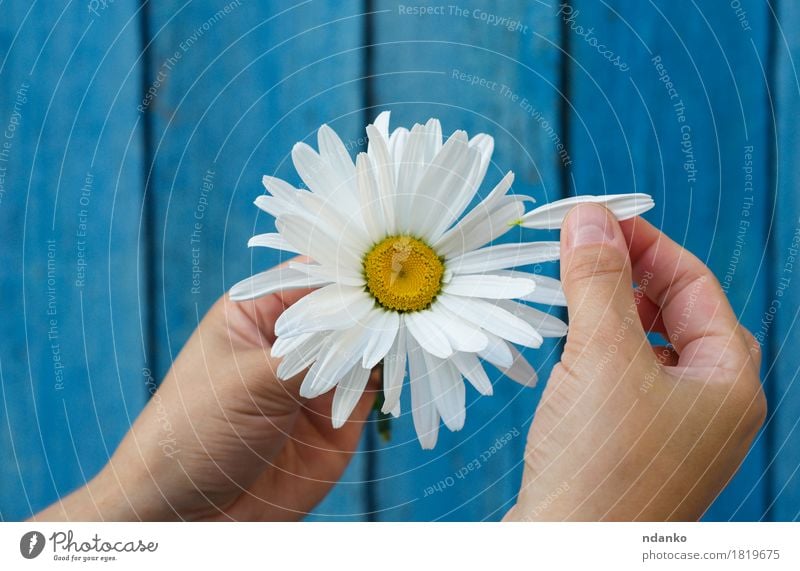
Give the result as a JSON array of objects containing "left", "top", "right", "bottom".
[{"left": 230, "top": 112, "right": 651, "bottom": 449}]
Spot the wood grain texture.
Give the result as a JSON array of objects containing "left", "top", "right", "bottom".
[
  {"left": 564, "top": 0, "right": 771, "bottom": 520},
  {"left": 143, "top": 0, "right": 369, "bottom": 520},
  {"left": 0, "top": 2, "right": 147, "bottom": 520},
  {"left": 367, "top": 0, "right": 563, "bottom": 521}
]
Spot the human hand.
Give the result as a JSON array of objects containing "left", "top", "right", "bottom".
[
  {"left": 35, "top": 281, "right": 378, "bottom": 521},
  {"left": 506, "top": 204, "right": 766, "bottom": 521}
]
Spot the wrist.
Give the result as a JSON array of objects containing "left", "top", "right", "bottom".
[{"left": 30, "top": 466, "right": 143, "bottom": 521}]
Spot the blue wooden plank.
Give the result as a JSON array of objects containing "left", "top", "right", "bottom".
[
  {"left": 143, "top": 0, "right": 369, "bottom": 520},
  {"left": 0, "top": 2, "right": 148, "bottom": 520},
  {"left": 564, "top": 0, "right": 770, "bottom": 520},
  {"left": 368, "top": 0, "right": 563, "bottom": 521},
  {"left": 769, "top": 0, "right": 800, "bottom": 521}
]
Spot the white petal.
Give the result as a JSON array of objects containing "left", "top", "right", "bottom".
[
  {"left": 381, "top": 319, "right": 407, "bottom": 414},
  {"left": 229, "top": 267, "right": 329, "bottom": 301},
  {"left": 276, "top": 214, "right": 363, "bottom": 270},
  {"left": 362, "top": 310, "right": 400, "bottom": 368},
  {"left": 444, "top": 274, "right": 536, "bottom": 299},
  {"left": 427, "top": 147, "right": 484, "bottom": 240},
  {"left": 373, "top": 111, "right": 391, "bottom": 140},
  {"left": 318, "top": 124, "right": 355, "bottom": 178},
  {"left": 407, "top": 131, "right": 473, "bottom": 240},
  {"left": 274, "top": 284, "right": 375, "bottom": 337},
  {"left": 262, "top": 175, "right": 300, "bottom": 202},
  {"left": 254, "top": 195, "right": 295, "bottom": 218},
  {"left": 272, "top": 331, "right": 316, "bottom": 358},
  {"left": 495, "top": 300, "right": 568, "bottom": 338},
  {"left": 477, "top": 332, "right": 514, "bottom": 369},
  {"left": 394, "top": 123, "right": 431, "bottom": 231},
  {"left": 291, "top": 142, "right": 359, "bottom": 213},
  {"left": 448, "top": 241, "right": 560, "bottom": 274},
  {"left": 388, "top": 127, "right": 409, "bottom": 168},
  {"left": 407, "top": 336, "right": 440, "bottom": 449},
  {"left": 520, "top": 193, "right": 655, "bottom": 229},
  {"left": 355, "top": 152, "right": 386, "bottom": 242},
  {"left": 287, "top": 261, "right": 364, "bottom": 287},
  {"left": 426, "top": 305, "right": 489, "bottom": 352},
  {"left": 300, "top": 325, "right": 373, "bottom": 398},
  {"left": 491, "top": 270, "right": 567, "bottom": 306},
  {"left": 366, "top": 124, "right": 397, "bottom": 234},
  {"left": 291, "top": 142, "right": 331, "bottom": 196},
  {"left": 469, "top": 133, "right": 494, "bottom": 185},
  {"left": 277, "top": 347, "right": 320, "bottom": 380},
  {"left": 424, "top": 352, "right": 465, "bottom": 431},
  {"left": 331, "top": 365, "right": 371, "bottom": 428},
  {"left": 247, "top": 232, "right": 300, "bottom": 253},
  {"left": 404, "top": 310, "right": 453, "bottom": 358},
  {"left": 275, "top": 332, "right": 327, "bottom": 379},
  {"left": 434, "top": 171, "right": 516, "bottom": 254},
  {"left": 438, "top": 294, "right": 543, "bottom": 349},
  {"left": 287, "top": 188, "right": 370, "bottom": 251},
  {"left": 425, "top": 117, "right": 443, "bottom": 156},
  {"left": 435, "top": 197, "right": 525, "bottom": 258},
  {"left": 502, "top": 345, "right": 538, "bottom": 387},
  {"left": 451, "top": 352, "right": 493, "bottom": 396}
]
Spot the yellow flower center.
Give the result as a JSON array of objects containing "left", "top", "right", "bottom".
[{"left": 363, "top": 235, "right": 445, "bottom": 312}]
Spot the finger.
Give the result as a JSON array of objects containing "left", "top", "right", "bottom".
[
  {"left": 652, "top": 345, "right": 680, "bottom": 367},
  {"left": 300, "top": 367, "right": 381, "bottom": 453},
  {"left": 635, "top": 287, "right": 667, "bottom": 336},
  {"left": 220, "top": 255, "right": 317, "bottom": 345},
  {"left": 619, "top": 217, "right": 750, "bottom": 371},
  {"left": 560, "top": 204, "right": 648, "bottom": 354},
  {"left": 738, "top": 326, "right": 762, "bottom": 369}
]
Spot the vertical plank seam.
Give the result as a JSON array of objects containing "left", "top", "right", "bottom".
[
  {"left": 554, "top": 6, "right": 571, "bottom": 363},
  {"left": 138, "top": 0, "right": 158, "bottom": 398},
  {"left": 362, "top": 0, "right": 378, "bottom": 523},
  {"left": 558, "top": 7, "right": 572, "bottom": 201},
  {"left": 763, "top": 0, "right": 779, "bottom": 522}
]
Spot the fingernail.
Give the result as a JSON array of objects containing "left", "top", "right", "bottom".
[{"left": 565, "top": 204, "right": 616, "bottom": 248}]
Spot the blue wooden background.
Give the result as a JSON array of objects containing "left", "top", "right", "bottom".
[{"left": 1, "top": 0, "right": 798, "bottom": 521}]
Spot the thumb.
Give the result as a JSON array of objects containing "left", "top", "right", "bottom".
[{"left": 560, "top": 204, "right": 646, "bottom": 354}]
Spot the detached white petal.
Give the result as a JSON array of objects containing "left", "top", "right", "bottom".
[{"left": 519, "top": 193, "right": 654, "bottom": 229}]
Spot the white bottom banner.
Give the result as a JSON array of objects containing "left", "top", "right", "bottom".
[{"left": 1, "top": 522, "right": 797, "bottom": 570}]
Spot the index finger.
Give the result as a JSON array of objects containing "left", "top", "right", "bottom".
[{"left": 619, "top": 217, "right": 751, "bottom": 372}]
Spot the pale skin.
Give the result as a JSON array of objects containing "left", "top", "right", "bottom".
[{"left": 34, "top": 204, "right": 765, "bottom": 521}]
